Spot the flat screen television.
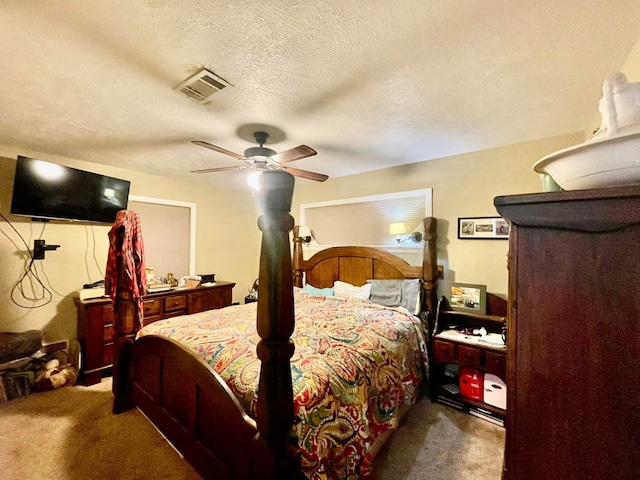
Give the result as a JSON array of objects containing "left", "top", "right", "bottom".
[{"left": 10, "top": 156, "right": 130, "bottom": 224}]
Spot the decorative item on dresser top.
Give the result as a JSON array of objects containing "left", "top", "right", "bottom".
[
  {"left": 74, "top": 282, "right": 234, "bottom": 386},
  {"left": 495, "top": 186, "right": 640, "bottom": 480},
  {"left": 430, "top": 294, "right": 507, "bottom": 425},
  {"left": 533, "top": 72, "right": 640, "bottom": 190},
  {"left": 244, "top": 278, "right": 259, "bottom": 303}
]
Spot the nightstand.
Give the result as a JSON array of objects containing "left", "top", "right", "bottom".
[{"left": 430, "top": 296, "right": 507, "bottom": 423}]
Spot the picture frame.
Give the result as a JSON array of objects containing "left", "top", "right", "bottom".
[
  {"left": 447, "top": 282, "right": 487, "bottom": 315},
  {"left": 458, "top": 216, "right": 510, "bottom": 239}
]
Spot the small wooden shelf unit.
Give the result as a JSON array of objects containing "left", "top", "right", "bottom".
[{"left": 430, "top": 297, "right": 507, "bottom": 421}]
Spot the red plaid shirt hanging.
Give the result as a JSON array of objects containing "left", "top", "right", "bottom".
[{"left": 105, "top": 210, "right": 147, "bottom": 326}]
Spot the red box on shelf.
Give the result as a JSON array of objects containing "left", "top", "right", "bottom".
[{"left": 460, "top": 367, "right": 484, "bottom": 402}]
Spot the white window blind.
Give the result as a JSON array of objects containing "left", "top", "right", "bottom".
[
  {"left": 128, "top": 196, "right": 196, "bottom": 278},
  {"left": 300, "top": 189, "right": 432, "bottom": 247}
]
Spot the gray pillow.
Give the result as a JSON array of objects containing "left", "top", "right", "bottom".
[
  {"left": 367, "top": 279, "right": 422, "bottom": 315},
  {"left": 400, "top": 279, "right": 422, "bottom": 315},
  {"left": 367, "top": 279, "right": 403, "bottom": 306}
]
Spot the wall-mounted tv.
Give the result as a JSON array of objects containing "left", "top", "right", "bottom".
[{"left": 10, "top": 156, "right": 130, "bottom": 224}]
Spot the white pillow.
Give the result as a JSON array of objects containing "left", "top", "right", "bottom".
[{"left": 333, "top": 280, "right": 372, "bottom": 300}]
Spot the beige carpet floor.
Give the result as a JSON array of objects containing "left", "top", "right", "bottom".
[
  {"left": 0, "top": 378, "right": 504, "bottom": 479},
  {"left": 373, "top": 397, "right": 505, "bottom": 479}
]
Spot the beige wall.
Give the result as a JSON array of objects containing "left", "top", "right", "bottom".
[
  {"left": 622, "top": 36, "right": 640, "bottom": 81},
  {"left": 585, "top": 35, "right": 640, "bottom": 135},
  {"left": 0, "top": 152, "right": 261, "bottom": 345},
  {"left": 292, "top": 131, "right": 585, "bottom": 301}
]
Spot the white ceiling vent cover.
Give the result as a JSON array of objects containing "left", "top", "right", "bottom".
[{"left": 173, "top": 68, "right": 231, "bottom": 105}]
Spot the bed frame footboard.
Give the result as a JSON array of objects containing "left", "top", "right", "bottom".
[{"left": 124, "top": 334, "right": 272, "bottom": 479}]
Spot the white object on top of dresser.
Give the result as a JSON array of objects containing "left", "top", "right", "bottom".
[{"left": 534, "top": 72, "right": 640, "bottom": 190}]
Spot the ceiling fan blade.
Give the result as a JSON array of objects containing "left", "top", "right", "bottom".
[
  {"left": 190, "top": 166, "right": 246, "bottom": 174},
  {"left": 192, "top": 141, "right": 246, "bottom": 160},
  {"left": 270, "top": 145, "right": 317, "bottom": 164},
  {"left": 282, "top": 166, "right": 328, "bottom": 182}
]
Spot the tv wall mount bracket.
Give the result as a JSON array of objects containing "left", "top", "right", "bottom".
[{"left": 33, "top": 239, "right": 60, "bottom": 260}]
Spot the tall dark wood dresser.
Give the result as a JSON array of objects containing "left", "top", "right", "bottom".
[{"left": 494, "top": 186, "right": 640, "bottom": 480}]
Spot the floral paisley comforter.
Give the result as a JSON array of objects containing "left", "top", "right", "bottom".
[{"left": 138, "top": 292, "right": 428, "bottom": 479}]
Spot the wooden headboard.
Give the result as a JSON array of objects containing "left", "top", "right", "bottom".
[{"left": 292, "top": 217, "right": 438, "bottom": 316}]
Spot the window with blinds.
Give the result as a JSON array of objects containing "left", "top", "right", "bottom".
[
  {"left": 299, "top": 189, "right": 432, "bottom": 247},
  {"left": 128, "top": 196, "right": 196, "bottom": 278}
]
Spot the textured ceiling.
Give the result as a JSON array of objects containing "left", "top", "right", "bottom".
[{"left": 1, "top": 1, "right": 640, "bottom": 188}]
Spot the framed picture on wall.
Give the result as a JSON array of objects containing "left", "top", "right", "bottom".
[
  {"left": 447, "top": 282, "right": 487, "bottom": 315},
  {"left": 458, "top": 216, "right": 510, "bottom": 239}
]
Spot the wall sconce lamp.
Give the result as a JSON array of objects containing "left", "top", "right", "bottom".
[
  {"left": 297, "top": 225, "right": 312, "bottom": 243},
  {"left": 389, "top": 222, "right": 423, "bottom": 244}
]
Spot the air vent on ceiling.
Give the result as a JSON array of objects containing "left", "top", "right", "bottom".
[{"left": 173, "top": 68, "right": 231, "bottom": 105}]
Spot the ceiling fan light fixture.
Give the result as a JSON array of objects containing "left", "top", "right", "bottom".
[
  {"left": 244, "top": 147, "right": 276, "bottom": 158},
  {"left": 247, "top": 171, "right": 262, "bottom": 190}
]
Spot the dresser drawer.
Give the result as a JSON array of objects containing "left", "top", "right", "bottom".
[
  {"left": 208, "top": 290, "right": 232, "bottom": 309},
  {"left": 433, "top": 339, "right": 455, "bottom": 362},
  {"left": 102, "top": 342, "right": 114, "bottom": 365},
  {"left": 458, "top": 345, "right": 481, "bottom": 366},
  {"left": 485, "top": 350, "right": 507, "bottom": 378},
  {"left": 103, "top": 325, "right": 114, "bottom": 342},
  {"left": 164, "top": 295, "right": 187, "bottom": 312},
  {"left": 143, "top": 299, "right": 162, "bottom": 316},
  {"left": 103, "top": 305, "right": 115, "bottom": 325}
]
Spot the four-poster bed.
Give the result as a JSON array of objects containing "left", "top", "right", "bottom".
[{"left": 111, "top": 171, "right": 438, "bottom": 479}]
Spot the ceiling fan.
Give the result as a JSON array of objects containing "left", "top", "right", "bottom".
[{"left": 190, "top": 131, "right": 328, "bottom": 182}]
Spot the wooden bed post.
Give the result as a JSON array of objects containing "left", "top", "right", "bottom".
[
  {"left": 292, "top": 226, "right": 304, "bottom": 288},
  {"left": 254, "top": 170, "right": 298, "bottom": 478},
  {"left": 422, "top": 217, "right": 438, "bottom": 317}
]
